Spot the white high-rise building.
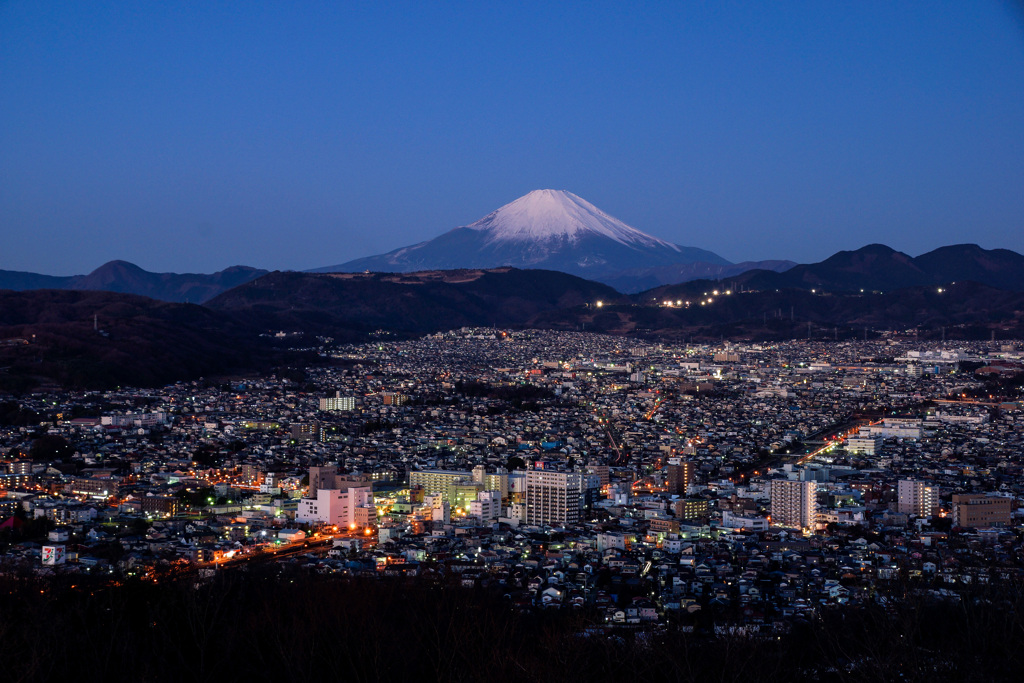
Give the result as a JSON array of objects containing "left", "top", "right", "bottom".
[
  {"left": 524, "top": 471, "right": 583, "bottom": 526},
  {"left": 897, "top": 479, "right": 938, "bottom": 517},
  {"left": 770, "top": 479, "right": 817, "bottom": 530}
]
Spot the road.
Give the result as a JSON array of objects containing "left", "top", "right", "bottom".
[{"left": 207, "top": 531, "right": 377, "bottom": 570}]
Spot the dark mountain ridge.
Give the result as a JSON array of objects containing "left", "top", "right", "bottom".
[
  {"left": 206, "top": 268, "right": 620, "bottom": 337},
  {"left": 0, "top": 261, "right": 267, "bottom": 303},
  {"left": 529, "top": 280, "right": 1024, "bottom": 342},
  {"left": 711, "top": 244, "right": 1024, "bottom": 294},
  {"left": 602, "top": 259, "right": 796, "bottom": 293},
  {"left": 5, "top": 244, "right": 1024, "bottom": 391},
  {"left": 6, "top": 242, "right": 1020, "bottom": 306}
]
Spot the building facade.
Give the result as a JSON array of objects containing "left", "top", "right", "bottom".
[
  {"left": 319, "top": 394, "right": 356, "bottom": 412},
  {"left": 524, "top": 471, "right": 583, "bottom": 526},
  {"left": 297, "top": 486, "right": 374, "bottom": 528},
  {"left": 770, "top": 479, "right": 817, "bottom": 530},
  {"left": 897, "top": 479, "right": 939, "bottom": 517},
  {"left": 665, "top": 460, "right": 694, "bottom": 495},
  {"left": 951, "top": 494, "right": 1012, "bottom": 528}
]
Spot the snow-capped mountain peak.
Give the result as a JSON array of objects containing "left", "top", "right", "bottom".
[
  {"left": 313, "top": 189, "right": 731, "bottom": 280},
  {"left": 465, "top": 189, "right": 680, "bottom": 251}
]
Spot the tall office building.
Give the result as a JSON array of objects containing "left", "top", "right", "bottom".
[
  {"left": 524, "top": 471, "right": 584, "bottom": 526},
  {"left": 897, "top": 479, "right": 939, "bottom": 517},
  {"left": 472, "top": 465, "right": 510, "bottom": 499},
  {"left": 308, "top": 466, "right": 370, "bottom": 498},
  {"left": 770, "top": 479, "right": 817, "bottom": 530}
]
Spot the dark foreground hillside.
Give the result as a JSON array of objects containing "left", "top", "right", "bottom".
[
  {"left": 206, "top": 268, "right": 619, "bottom": 336},
  {"left": 0, "top": 569, "right": 1020, "bottom": 683},
  {"left": 533, "top": 281, "right": 1024, "bottom": 341},
  {"left": 0, "top": 289, "right": 295, "bottom": 392}
]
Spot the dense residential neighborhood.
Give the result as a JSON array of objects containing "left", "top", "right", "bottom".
[{"left": 2, "top": 330, "right": 1023, "bottom": 634}]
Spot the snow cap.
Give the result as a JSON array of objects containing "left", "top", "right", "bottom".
[{"left": 466, "top": 189, "right": 680, "bottom": 251}]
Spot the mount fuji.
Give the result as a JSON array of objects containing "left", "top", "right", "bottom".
[{"left": 312, "top": 190, "right": 736, "bottom": 285}]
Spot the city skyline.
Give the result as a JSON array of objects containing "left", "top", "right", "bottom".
[{"left": 3, "top": 1, "right": 1023, "bottom": 274}]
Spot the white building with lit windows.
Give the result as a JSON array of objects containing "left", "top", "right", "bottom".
[
  {"left": 770, "top": 479, "right": 817, "bottom": 530},
  {"left": 297, "top": 486, "right": 373, "bottom": 528},
  {"left": 524, "top": 471, "right": 583, "bottom": 526}
]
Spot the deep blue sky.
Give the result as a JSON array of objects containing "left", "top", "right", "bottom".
[{"left": 3, "top": 1, "right": 1023, "bottom": 274}]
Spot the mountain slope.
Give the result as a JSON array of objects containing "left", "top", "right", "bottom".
[
  {"left": 69, "top": 260, "right": 269, "bottom": 303},
  {"left": 0, "top": 289, "right": 291, "bottom": 390},
  {"left": 912, "top": 244, "right": 1024, "bottom": 291},
  {"left": 527, "top": 280, "right": 1024, "bottom": 341},
  {"left": 704, "top": 244, "right": 1024, "bottom": 294},
  {"left": 208, "top": 265, "right": 1024, "bottom": 344},
  {"left": 0, "top": 269, "right": 76, "bottom": 291},
  {"left": 748, "top": 244, "right": 929, "bottom": 292},
  {"left": 464, "top": 188, "right": 681, "bottom": 248},
  {"left": 0, "top": 261, "right": 268, "bottom": 303},
  {"left": 313, "top": 190, "right": 729, "bottom": 282},
  {"left": 207, "top": 268, "right": 620, "bottom": 336},
  {"left": 602, "top": 259, "right": 796, "bottom": 293}
]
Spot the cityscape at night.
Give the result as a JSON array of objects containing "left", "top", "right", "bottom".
[{"left": 2, "top": 2, "right": 1024, "bottom": 681}]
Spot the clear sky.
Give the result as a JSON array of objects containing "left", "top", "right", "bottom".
[{"left": 2, "top": 1, "right": 1023, "bottom": 274}]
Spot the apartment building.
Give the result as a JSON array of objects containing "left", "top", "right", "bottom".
[
  {"left": 770, "top": 479, "right": 817, "bottom": 530},
  {"left": 525, "top": 471, "right": 584, "bottom": 526}
]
